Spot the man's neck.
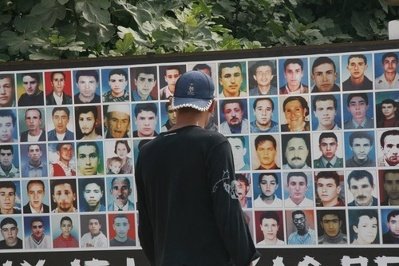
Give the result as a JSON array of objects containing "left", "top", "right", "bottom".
[
  {"left": 350, "top": 75, "right": 365, "bottom": 85},
  {"left": 353, "top": 156, "right": 368, "bottom": 164},
  {"left": 32, "top": 234, "right": 43, "bottom": 241},
  {"left": 223, "top": 90, "right": 239, "bottom": 97},
  {"left": 352, "top": 117, "right": 366, "bottom": 125},
  {"left": 318, "top": 123, "right": 335, "bottom": 130},
  {"left": 239, "top": 197, "right": 247, "bottom": 207},
  {"left": 82, "top": 130, "right": 98, "bottom": 140},
  {"left": 260, "top": 194, "right": 275, "bottom": 203},
  {"left": 54, "top": 91, "right": 63, "bottom": 97},
  {"left": 115, "top": 235, "right": 128, "bottom": 242},
  {"left": 384, "top": 72, "right": 397, "bottom": 83},
  {"left": 59, "top": 159, "right": 70, "bottom": 166},
  {"left": 79, "top": 93, "right": 95, "bottom": 103},
  {"left": 261, "top": 162, "right": 276, "bottom": 170},
  {"left": 30, "top": 203, "right": 42, "bottom": 213},
  {"left": 0, "top": 208, "right": 12, "bottom": 214},
  {"left": 287, "top": 84, "right": 301, "bottom": 93},
  {"left": 297, "top": 228, "right": 308, "bottom": 235},
  {"left": 322, "top": 198, "right": 338, "bottom": 207},
  {"left": 1, "top": 164, "right": 11, "bottom": 172},
  {"left": 29, "top": 129, "right": 42, "bottom": 137},
  {"left": 256, "top": 121, "right": 271, "bottom": 131},
  {"left": 291, "top": 197, "right": 305, "bottom": 205},
  {"left": 29, "top": 160, "right": 41, "bottom": 167},
  {"left": 257, "top": 84, "right": 271, "bottom": 94},
  {"left": 385, "top": 114, "right": 396, "bottom": 120},
  {"left": 137, "top": 91, "right": 149, "bottom": 100},
  {"left": 111, "top": 90, "right": 124, "bottom": 98}
]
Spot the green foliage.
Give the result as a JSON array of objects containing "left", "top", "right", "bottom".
[{"left": 0, "top": 0, "right": 397, "bottom": 62}]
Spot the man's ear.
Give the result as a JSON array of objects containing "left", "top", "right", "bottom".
[{"left": 208, "top": 100, "right": 216, "bottom": 113}]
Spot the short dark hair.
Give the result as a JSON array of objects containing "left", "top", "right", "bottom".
[
  {"left": 347, "top": 170, "right": 374, "bottom": 187},
  {"left": 387, "top": 210, "right": 399, "bottom": 223},
  {"left": 56, "top": 142, "right": 73, "bottom": 152},
  {"left": 27, "top": 179, "right": 45, "bottom": 192},
  {"left": 228, "top": 136, "right": 245, "bottom": 147},
  {"left": 51, "top": 179, "right": 76, "bottom": 194},
  {"left": 80, "top": 178, "right": 104, "bottom": 193},
  {"left": 383, "top": 169, "right": 399, "bottom": 182},
  {"left": 319, "top": 132, "right": 337, "bottom": 144},
  {"left": 113, "top": 214, "right": 129, "bottom": 223},
  {"left": 114, "top": 140, "right": 131, "bottom": 154},
  {"left": 347, "top": 93, "right": 368, "bottom": 106},
  {"left": 253, "top": 97, "right": 274, "bottom": 111},
  {"left": 219, "top": 62, "right": 242, "bottom": 77},
  {"left": 382, "top": 52, "right": 398, "bottom": 63},
  {"left": 77, "top": 141, "right": 99, "bottom": 155},
  {"left": 348, "top": 54, "right": 367, "bottom": 65},
  {"left": 312, "top": 94, "right": 337, "bottom": 110},
  {"left": 0, "top": 217, "right": 17, "bottom": 228},
  {"left": 52, "top": 106, "right": 70, "bottom": 117},
  {"left": 283, "top": 96, "right": 309, "bottom": 116},
  {"left": 0, "top": 145, "right": 13, "bottom": 154},
  {"left": 109, "top": 69, "right": 128, "bottom": 80},
  {"left": 258, "top": 173, "right": 278, "bottom": 185},
  {"left": 75, "top": 70, "right": 99, "bottom": 82},
  {"left": 284, "top": 58, "right": 304, "bottom": 71},
  {"left": 222, "top": 99, "right": 244, "bottom": 112},
  {"left": 381, "top": 99, "right": 397, "bottom": 107},
  {"left": 349, "top": 131, "right": 373, "bottom": 147},
  {"left": 260, "top": 211, "right": 280, "bottom": 225},
  {"left": 312, "top": 57, "right": 336, "bottom": 73},
  {"left": 316, "top": 171, "right": 340, "bottom": 186},
  {"left": 134, "top": 103, "right": 157, "bottom": 117},
  {"left": 60, "top": 216, "right": 73, "bottom": 226},
  {"left": 0, "top": 110, "right": 16, "bottom": 126},
  {"left": 292, "top": 210, "right": 305, "bottom": 220},
  {"left": 134, "top": 66, "right": 157, "bottom": 79},
  {"left": 50, "top": 71, "right": 65, "bottom": 81},
  {"left": 287, "top": 172, "right": 308, "bottom": 185},
  {"left": 75, "top": 106, "right": 98, "bottom": 120},
  {"left": 255, "top": 135, "right": 276, "bottom": 150},
  {"left": 251, "top": 60, "right": 275, "bottom": 75},
  {"left": 0, "top": 181, "right": 16, "bottom": 191},
  {"left": 30, "top": 217, "right": 43, "bottom": 227},
  {"left": 318, "top": 209, "right": 342, "bottom": 222},
  {"left": 380, "top": 129, "right": 399, "bottom": 147}
]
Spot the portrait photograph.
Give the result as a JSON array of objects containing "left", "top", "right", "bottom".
[
  {"left": 0, "top": 216, "right": 23, "bottom": 249},
  {"left": 345, "top": 169, "right": 378, "bottom": 207},
  {"left": 311, "top": 131, "right": 344, "bottom": 169},
  {"left": 278, "top": 57, "right": 309, "bottom": 95},
  {"left": 316, "top": 209, "right": 347, "bottom": 245},
  {"left": 0, "top": 144, "right": 20, "bottom": 178},
  {"left": 314, "top": 171, "right": 345, "bottom": 207},
  {"left": 227, "top": 135, "right": 250, "bottom": 172},
  {"left": 16, "top": 72, "right": 45, "bottom": 107},
  {"left": 19, "top": 143, "right": 48, "bottom": 178},
  {"left": 247, "top": 59, "right": 278, "bottom": 96},
  {"left": 0, "top": 180, "right": 21, "bottom": 212},
  {"left": 309, "top": 55, "right": 341, "bottom": 93},
  {"left": 158, "top": 64, "right": 186, "bottom": 100},
  {"left": 130, "top": 65, "right": 158, "bottom": 101},
  {"left": 343, "top": 130, "right": 376, "bottom": 168},
  {"left": 348, "top": 209, "right": 379, "bottom": 244},
  {"left": 0, "top": 109, "right": 19, "bottom": 143},
  {"left": 101, "top": 68, "right": 130, "bottom": 103},
  {"left": 104, "top": 139, "right": 134, "bottom": 175},
  {"left": 375, "top": 91, "right": 399, "bottom": 128},
  {"left": 341, "top": 53, "right": 374, "bottom": 91},
  {"left": 342, "top": 92, "right": 374, "bottom": 130},
  {"left": 249, "top": 96, "right": 279, "bottom": 134},
  {"left": 49, "top": 178, "right": 78, "bottom": 213},
  {"left": 133, "top": 139, "right": 152, "bottom": 166},
  {"left": 283, "top": 171, "right": 314, "bottom": 208},
  {"left": 74, "top": 105, "right": 103, "bottom": 140},
  {"left": 47, "top": 142, "right": 76, "bottom": 177},
  {"left": 131, "top": 102, "right": 159, "bottom": 138},
  {"left": 0, "top": 73, "right": 16, "bottom": 108},
  {"left": 254, "top": 210, "right": 285, "bottom": 246},
  {"left": 108, "top": 213, "right": 136, "bottom": 247},
  {"left": 218, "top": 98, "right": 249, "bottom": 135},
  {"left": 45, "top": 106, "right": 75, "bottom": 142},
  {"left": 311, "top": 93, "right": 342, "bottom": 131},
  {"left": 380, "top": 208, "right": 399, "bottom": 244},
  {"left": 279, "top": 95, "right": 311, "bottom": 132},
  {"left": 79, "top": 213, "right": 108, "bottom": 248},
  {"left": 78, "top": 178, "right": 106, "bottom": 213},
  {"left": 250, "top": 134, "right": 280, "bottom": 170},
  {"left": 280, "top": 133, "right": 312, "bottom": 170},
  {"left": 285, "top": 209, "right": 316, "bottom": 245},
  {"left": 23, "top": 215, "right": 51, "bottom": 249},
  {"left": 51, "top": 213, "right": 80, "bottom": 248},
  {"left": 160, "top": 101, "right": 176, "bottom": 133},
  {"left": 17, "top": 107, "right": 46, "bottom": 143},
  {"left": 106, "top": 176, "right": 135, "bottom": 212},
  {"left": 44, "top": 70, "right": 73, "bottom": 105},
  {"left": 379, "top": 169, "right": 399, "bottom": 206},
  {"left": 218, "top": 61, "right": 248, "bottom": 98},
  {"left": 21, "top": 179, "right": 50, "bottom": 213},
  {"left": 72, "top": 69, "right": 101, "bottom": 105},
  {"left": 252, "top": 172, "right": 283, "bottom": 209},
  {"left": 374, "top": 50, "right": 399, "bottom": 90},
  {"left": 76, "top": 141, "right": 104, "bottom": 176}
]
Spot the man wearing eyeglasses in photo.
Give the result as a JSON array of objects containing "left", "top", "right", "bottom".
[
  {"left": 25, "top": 217, "right": 51, "bottom": 249},
  {"left": 0, "top": 217, "right": 22, "bottom": 249},
  {"left": 160, "top": 65, "right": 182, "bottom": 100}
]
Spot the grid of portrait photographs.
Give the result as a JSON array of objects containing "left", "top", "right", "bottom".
[{"left": 0, "top": 49, "right": 399, "bottom": 252}]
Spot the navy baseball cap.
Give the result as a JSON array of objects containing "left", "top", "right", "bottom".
[{"left": 171, "top": 70, "right": 215, "bottom": 111}]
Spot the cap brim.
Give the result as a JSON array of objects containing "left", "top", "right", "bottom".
[{"left": 171, "top": 97, "right": 213, "bottom": 112}]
